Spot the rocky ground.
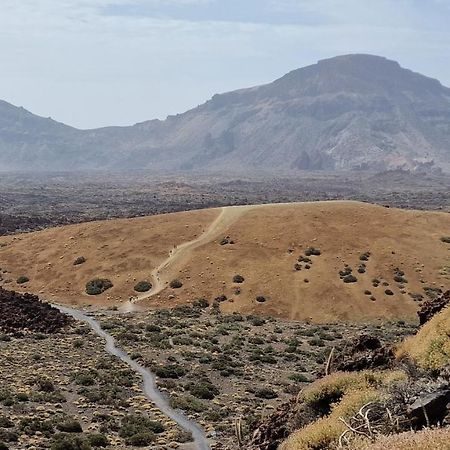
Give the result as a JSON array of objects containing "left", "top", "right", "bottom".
[
  {"left": 0, "top": 295, "right": 193, "bottom": 449},
  {"left": 1, "top": 170, "right": 448, "bottom": 235},
  {"left": 0, "top": 290, "right": 421, "bottom": 450},
  {"left": 101, "top": 304, "right": 417, "bottom": 449}
]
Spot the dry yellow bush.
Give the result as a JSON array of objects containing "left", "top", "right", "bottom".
[
  {"left": 280, "top": 371, "right": 406, "bottom": 450},
  {"left": 397, "top": 306, "right": 450, "bottom": 370},
  {"left": 352, "top": 427, "right": 450, "bottom": 450}
]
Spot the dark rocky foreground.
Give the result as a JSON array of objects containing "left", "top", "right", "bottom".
[
  {"left": 0, "top": 287, "right": 71, "bottom": 334},
  {"left": 418, "top": 290, "right": 450, "bottom": 325}
]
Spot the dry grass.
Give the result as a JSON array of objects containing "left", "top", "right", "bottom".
[
  {"left": 397, "top": 306, "right": 450, "bottom": 370},
  {"left": 280, "top": 371, "right": 406, "bottom": 450},
  {"left": 352, "top": 427, "right": 450, "bottom": 450}
]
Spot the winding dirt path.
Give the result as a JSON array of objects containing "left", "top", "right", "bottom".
[
  {"left": 126, "top": 205, "right": 251, "bottom": 308},
  {"left": 56, "top": 305, "right": 210, "bottom": 450}
]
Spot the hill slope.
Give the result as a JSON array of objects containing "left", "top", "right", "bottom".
[
  {"left": 0, "top": 201, "right": 448, "bottom": 322},
  {"left": 1, "top": 54, "right": 450, "bottom": 172}
]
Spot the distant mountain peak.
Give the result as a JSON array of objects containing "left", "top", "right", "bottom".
[{"left": 0, "top": 55, "right": 449, "bottom": 173}]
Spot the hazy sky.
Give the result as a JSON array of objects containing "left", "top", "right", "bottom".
[{"left": 1, "top": 0, "right": 450, "bottom": 129}]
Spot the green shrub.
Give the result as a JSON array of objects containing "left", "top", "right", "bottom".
[
  {"left": 169, "top": 279, "right": 183, "bottom": 289},
  {"left": 343, "top": 274, "right": 357, "bottom": 283},
  {"left": 309, "top": 338, "right": 325, "bottom": 347},
  {"left": 289, "top": 374, "right": 309, "bottom": 383},
  {"left": 51, "top": 435, "right": 91, "bottom": 450},
  {"left": 73, "top": 256, "right": 86, "bottom": 265},
  {"left": 16, "top": 393, "right": 29, "bottom": 402},
  {"left": 126, "top": 432, "right": 155, "bottom": 446},
  {"left": 232, "top": 274, "right": 245, "bottom": 283},
  {"left": 0, "top": 442, "right": 8, "bottom": 450},
  {"left": 134, "top": 281, "right": 152, "bottom": 293},
  {"left": 255, "top": 388, "right": 278, "bottom": 399},
  {"left": 170, "top": 395, "right": 206, "bottom": 413},
  {"left": 192, "top": 298, "right": 209, "bottom": 308},
  {"left": 119, "top": 415, "right": 164, "bottom": 442},
  {"left": 85, "top": 279, "right": 113, "bottom": 295},
  {"left": 56, "top": 420, "right": 83, "bottom": 433},
  {"left": 154, "top": 364, "right": 186, "bottom": 379},
  {"left": 73, "top": 372, "right": 96, "bottom": 386},
  {"left": 359, "top": 252, "right": 371, "bottom": 261},
  {"left": 87, "top": 433, "right": 108, "bottom": 447},
  {"left": 0, "top": 417, "right": 13, "bottom": 428},
  {"left": 16, "top": 276, "right": 29, "bottom": 284},
  {"left": 305, "top": 247, "right": 321, "bottom": 256},
  {"left": 187, "top": 381, "right": 220, "bottom": 400}
]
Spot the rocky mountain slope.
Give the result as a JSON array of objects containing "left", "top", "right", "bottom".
[{"left": 1, "top": 54, "right": 450, "bottom": 172}]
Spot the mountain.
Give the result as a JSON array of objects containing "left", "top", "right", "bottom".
[{"left": 1, "top": 54, "right": 450, "bottom": 173}]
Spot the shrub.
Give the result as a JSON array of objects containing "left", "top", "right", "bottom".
[
  {"left": 289, "top": 374, "right": 309, "bottom": 383},
  {"left": 385, "top": 289, "right": 394, "bottom": 296},
  {"left": 85, "top": 279, "right": 113, "bottom": 295},
  {"left": 255, "top": 388, "right": 278, "bottom": 399},
  {"left": 0, "top": 443, "right": 8, "bottom": 450},
  {"left": 232, "top": 274, "right": 245, "bottom": 283},
  {"left": 343, "top": 275, "right": 357, "bottom": 283},
  {"left": 171, "top": 394, "right": 206, "bottom": 412},
  {"left": 51, "top": 435, "right": 91, "bottom": 450},
  {"left": 73, "top": 256, "right": 86, "bottom": 266},
  {"left": 309, "top": 338, "right": 325, "bottom": 347},
  {"left": 305, "top": 247, "right": 321, "bottom": 256},
  {"left": 250, "top": 317, "right": 266, "bottom": 326},
  {"left": 16, "top": 393, "right": 29, "bottom": 402},
  {"left": 119, "top": 415, "right": 164, "bottom": 440},
  {"left": 397, "top": 305, "right": 450, "bottom": 370},
  {"left": 87, "top": 434, "right": 108, "bottom": 447},
  {"left": 256, "top": 296, "right": 266, "bottom": 303},
  {"left": 126, "top": 432, "right": 155, "bottom": 447},
  {"left": 359, "top": 252, "right": 371, "bottom": 261},
  {"left": 187, "top": 381, "right": 220, "bottom": 400},
  {"left": 35, "top": 377, "right": 55, "bottom": 393},
  {"left": 394, "top": 275, "right": 407, "bottom": 283},
  {"left": 169, "top": 279, "right": 183, "bottom": 289},
  {"left": 16, "top": 276, "right": 29, "bottom": 284},
  {"left": 192, "top": 298, "right": 209, "bottom": 308},
  {"left": 440, "top": 236, "right": 450, "bottom": 243},
  {"left": 154, "top": 364, "right": 186, "bottom": 379},
  {"left": 0, "top": 417, "right": 13, "bottom": 428},
  {"left": 73, "top": 372, "right": 96, "bottom": 386},
  {"left": 56, "top": 420, "right": 83, "bottom": 433},
  {"left": 133, "top": 281, "right": 152, "bottom": 293}
]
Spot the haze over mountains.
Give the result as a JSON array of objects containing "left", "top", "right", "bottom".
[{"left": 1, "top": 54, "right": 450, "bottom": 173}]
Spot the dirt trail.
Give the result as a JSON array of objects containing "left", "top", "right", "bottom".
[
  {"left": 56, "top": 305, "right": 210, "bottom": 450},
  {"left": 123, "top": 205, "right": 253, "bottom": 309}
]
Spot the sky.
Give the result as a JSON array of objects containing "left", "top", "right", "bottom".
[{"left": 1, "top": 0, "right": 450, "bottom": 129}]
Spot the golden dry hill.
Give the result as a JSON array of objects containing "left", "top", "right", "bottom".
[{"left": 0, "top": 201, "right": 449, "bottom": 322}]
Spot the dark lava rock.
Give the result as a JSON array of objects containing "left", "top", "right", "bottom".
[
  {"left": 418, "top": 290, "right": 450, "bottom": 325},
  {"left": 408, "top": 389, "right": 450, "bottom": 427},
  {"left": 0, "top": 287, "right": 71, "bottom": 334},
  {"left": 334, "top": 334, "right": 394, "bottom": 372}
]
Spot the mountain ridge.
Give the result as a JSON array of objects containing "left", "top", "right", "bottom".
[{"left": 1, "top": 54, "right": 450, "bottom": 172}]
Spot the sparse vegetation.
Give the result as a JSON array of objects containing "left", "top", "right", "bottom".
[
  {"left": 85, "top": 279, "right": 113, "bottom": 295},
  {"left": 73, "top": 256, "right": 86, "bottom": 265},
  {"left": 16, "top": 275, "right": 29, "bottom": 284},
  {"left": 133, "top": 281, "right": 152, "bottom": 293},
  {"left": 169, "top": 279, "right": 183, "bottom": 289},
  {"left": 232, "top": 274, "right": 245, "bottom": 283}
]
